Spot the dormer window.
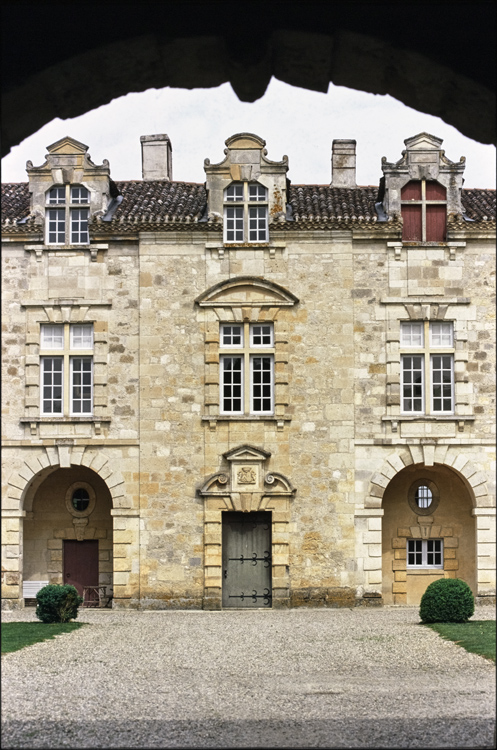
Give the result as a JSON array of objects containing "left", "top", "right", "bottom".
[
  {"left": 224, "top": 182, "right": 268, "bottom": 243},
  {"left": 401, "top": 179, "right": 446, "bottom": 242},
  {"left": 46, "top": 185, "right": 90, "bottom": 245}
]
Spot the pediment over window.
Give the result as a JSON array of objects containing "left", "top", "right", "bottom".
[
  {"left": 195, "top": 276, "right": 299, "bottom": 309},
  {"left": 223, "top": 445, "right": 272, "bottom": 462}
]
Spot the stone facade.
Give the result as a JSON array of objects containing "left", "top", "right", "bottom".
[{"left": 1, "top": 132, "right": 495, "bottom": 609}]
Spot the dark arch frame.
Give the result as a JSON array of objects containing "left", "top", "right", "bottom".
[{"left": 2, "top": 2, "right": 495, "bottom": 158}]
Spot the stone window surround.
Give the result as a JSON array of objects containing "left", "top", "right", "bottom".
[
  {"left": 196, "top": 277, "right": 298, "bottom": 431},
  {"left": 391, "top": 518, "right": 458, "bottom": 605},
  {"left": 198, "top": 445, "right": 296, "bottom": 610},
  {"left": 20, "top": 299, "right": 111, "bottom": 438},
  {"left": 382, "top": 298, "right": 473, "bottom": 433}
]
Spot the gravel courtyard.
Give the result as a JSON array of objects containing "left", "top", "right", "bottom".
[{"left": 2, "top": 606, "right": 495, "bottom": 748}]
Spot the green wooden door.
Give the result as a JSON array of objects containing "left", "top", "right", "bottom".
[{"left": 222, "top": 511, "right": 272, "bottom": 608}]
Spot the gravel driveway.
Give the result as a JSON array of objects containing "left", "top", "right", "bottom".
[{"left": 2, "top": 606, "right": 495, "bottom": 748}]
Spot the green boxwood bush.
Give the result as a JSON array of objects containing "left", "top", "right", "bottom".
[
  {"left": 419, "top": 578, "right": 475, "bottom": 623},
  {"left": 35, "top": 584, "right": 83, "bottom": 623}
]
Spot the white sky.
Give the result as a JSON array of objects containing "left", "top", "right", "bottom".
[{"left": 2, "top": 79, "right": 495, "bottom": 188}]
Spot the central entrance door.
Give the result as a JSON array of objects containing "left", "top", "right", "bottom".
[
  {"left": 63, "top": 540, "right": 98, "bottom": 600},
  {"left": 222, "top": 511, "right": 272, "bottom": 608}
]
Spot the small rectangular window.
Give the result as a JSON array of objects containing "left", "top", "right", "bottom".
[
  {"left": 225, "top": 185, "right": 244, "bottom": 202},
  {"left": 48, "top": 187, "right": 66, "bottom": 204},
  {"left": 250, "top": 324, "right": 273, "bottom": 347},
  {"left": 70, "top": 324, "right": 93, "bottom": 349},
  {"left": 41, "top": 357, "right": 63, "bottom": 414},
  {"left": 430, "top": 322, "right": 453, "bottom": 347},
  {"left": 41, "top": 325, "right": 64, "bottom": 349},
  {"left": 220, "top": 325, "right": 243, "bottom": 347},
  {"left": 249, "top": 185, "right": 267, "bottom": 201},
  {"left": 70, "top": 186, "right": 90, "bottom": 204},
  {"left": 407, "top": 539, "right": 443, "bottom": 568},
  {"left": 400, "top": 322, "right": 424, "bottom": 347}
]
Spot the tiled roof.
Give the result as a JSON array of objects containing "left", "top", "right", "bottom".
[{"left": 2, "top": 181, "right": 495, "bottom": 230}]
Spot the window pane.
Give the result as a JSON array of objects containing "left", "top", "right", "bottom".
[
  {"left": 71, "top": 186, "right": 90, "bottom": 204},
  {"left": 41, "top": 357, "right": 63, "bottom": 414},
  {"left": 415, "top": 486, "right": 432, "bottom": 508},
  {"left": 71, "top": 357, "right": 93, "bottom": 414},
  {"left": 251, "top": 356, "right": 273, "bottom": 413},
  {"left": 221, "top": 356, "right": 243, "bottom": 413},
  {"left": 401, "top": 204, "right": 422, "bottom": 241},
  {"left": 221, "top": 325, "right": 243, "bottom": 347},
  {"left": 249, "top": 184, "right": 267, "bottom": 201},
  {"left": 251, "top": 324, "right": 273, "bottom": 346},
  {"left": 401, "top": 181, "right": 422, "bottom": 200},
  {"left": 224, "top": 184, "right": 243, "bottom": 202},
  {"left": 48, "top": 187, "right": 65, "bottom": 204},
  {"left": 432, "top": 355, "right": 453, "bottom": 412},
  {"left": 47, "top": 208, "right": 66, "bottom": 243},
  {"left": 426, "top": 205, "right": 447, "bottom": 242},
  {"left": 71, "top": 324, "right": 93, "bottom": 349},
  {"left": 401, "top": 322, "right": 423, "bottom": 346},
  {"left": 425, "top": 182, "right": 446, "bottom": 200},
  {"left": 70, "top": 209, "right": 89, "bottom": 244},
  {"left": 430, "top": 322, "right": 453, "bottom": 347},
  {"left": 225, "top": 207, "right": 244, "bottom": 242},
  {"left": 402, "top": 355, "right": 424, "bottom": 412},
  {"left": 248, "top": 206, "right": 268, "bottom": 241},
  {"left": 41, "top": 325, "right": 64, "bottom": 349}
]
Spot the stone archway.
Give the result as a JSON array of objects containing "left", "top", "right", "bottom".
[
  {"left": 2, "top": 446, "right": 138, "bottom": 609},
  {"left": 381, "top": 462, "right": 477, "bottom": 606},
  {"left": 2, "top": 5, "right": 495, "bottom": 157}
]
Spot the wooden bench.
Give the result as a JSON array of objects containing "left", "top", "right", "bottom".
[{"left": 23, "top": 580, "right": 49, "bottom": 607}]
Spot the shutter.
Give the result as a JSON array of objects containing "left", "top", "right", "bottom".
[
  {"left": 401, "top": 204, "right": 422, "bottom": 241},
  {"left": 426, "top": 181, "right": 446, "bottom": 199},
  {"left": 401, "top": 181, "right": 422, "bottom": 200},
  {"left": 426, "top": 205, "right": 446, "bottom": 241}
]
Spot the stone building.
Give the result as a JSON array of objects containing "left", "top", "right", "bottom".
[{"left": 1, "top": 131, "right": 495, "bottom": 610}]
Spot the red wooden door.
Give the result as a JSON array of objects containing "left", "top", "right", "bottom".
[{"left": 63, "top": 540, "right": 98, "bottom": 597}]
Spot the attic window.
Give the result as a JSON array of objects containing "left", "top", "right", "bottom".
[
  {"left": 401, "top": 180, "right": 446, "bottom": 242},
  {"left": 224, "top": 182, "right": 268, "bottom": 243},
  {"left": 46, "top": 185, "right": 90, "bottom": 245}
]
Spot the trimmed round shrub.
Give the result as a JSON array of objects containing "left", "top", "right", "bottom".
[
  {"left": 419, "top": 578, "right": 474, "bottom": 623},
  {"left": 35, "top": 584, "right": 83, "bottom": 623}
]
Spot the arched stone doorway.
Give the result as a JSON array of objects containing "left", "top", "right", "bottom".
[
  {"left": 382, "top": 463, "right": 476, "bottom": 605},
  {"left": 23, "top": 466, "right": 113, "bottom": 605}
]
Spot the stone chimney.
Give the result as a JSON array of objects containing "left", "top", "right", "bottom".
[
  {"left": 140, "top": 134, "right": 172, "bottom": 181},
  {"left": 331, "top": 139, "right": 356, "bottom": 187}
]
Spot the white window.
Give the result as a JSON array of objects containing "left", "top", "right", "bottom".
[
  {"left": 220, "top": 322, "right": 274, "bottom": 415},
  {"left": 407, "top": 539, "right": 443, "bottom": 568},
  {"left": 223, "top": 182, "right": 268, "bottom": 243},
  {"left": 46, "top": 185, "right": 90, "bottom": 245},
  {"left": 40, "top": 323, "right": 94, "bottom": 415},
  {"left": 400, "top": 321, "right": 454, "bottom": 415}
]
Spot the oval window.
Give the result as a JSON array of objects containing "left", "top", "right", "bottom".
[
  {"left": 72, "top": 488, "right": 90, "bottom": 512},
  {"left": 414, "top": 485, "right": 432, "bottom": 509}
]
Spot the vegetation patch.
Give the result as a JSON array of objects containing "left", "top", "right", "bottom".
[
  {"left": 425, "top": 620, "right": 496, "bottom": 662},
  {"left": 2, "top": 622, "right": 85, "bottom": 654}
]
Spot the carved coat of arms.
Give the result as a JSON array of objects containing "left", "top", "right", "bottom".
[{"left": 237, "top": 466, "right": 256, "bottom": 484}]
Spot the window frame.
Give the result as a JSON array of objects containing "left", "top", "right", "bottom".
[
  {"left": 400, "top": 179, "right": 447, "bottom": 242},
  {"left": 223, "top": 182, "right": 268, "bottom": 244},
  {"left": 219, "top": 322, "right": 275, "bottom": 415},
  {"left": 39, "top": 323, "right": 94, "bottom": 416},
  {"left": 45, "top": 184, "right": 90, "bottom": 246},
  {"left": 406, "top": 539, "right": 444, "bottom": 569},
  {"left": 400, "top": 321, "right": 455, "bottom": 415}
]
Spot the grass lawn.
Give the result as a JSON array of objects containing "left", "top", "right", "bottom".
[
  {"left": 425, "top": 620, "right": 496, "bottom": 662},
  {"left": 2, "top": 622, "right": 86, "bottom": 654}
]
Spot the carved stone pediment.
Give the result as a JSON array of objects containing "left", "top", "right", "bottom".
[
  {"left": 195, "top": 277, "right": 299, "bottom": 309},
  {"left": 223, "top": 444, "right": 271, "bottom": 462}
]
